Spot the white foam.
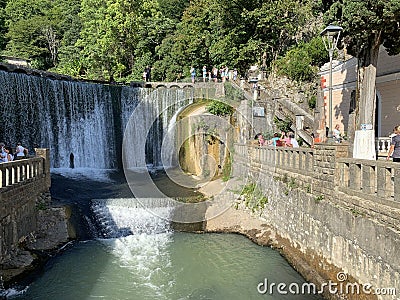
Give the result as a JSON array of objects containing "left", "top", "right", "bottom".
[
  {"left": 92, "top": 198, "right": 173, "bottom": 238},
  {"left": 51, "top": 167, "right": 114, "bottom": 182},
  {"left": 0, "top": 285, "right": 29, "bottom": 298}
]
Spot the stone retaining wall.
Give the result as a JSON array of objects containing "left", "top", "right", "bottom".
[
  {"left": 213, "top": 143, "right": 400, "bottom": 300},
  {"left": 0, "top": 149, "right": 51, "bottom": 266}
]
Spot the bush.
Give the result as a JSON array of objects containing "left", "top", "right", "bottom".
[{"left": 206, "top": 100, "right": 234, "bottom": 116}]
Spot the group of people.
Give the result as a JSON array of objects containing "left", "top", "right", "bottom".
[
  {"left": 0, "top": 142, "right": 28, "bottom": 163},
  {"left": 191, "top": 65, "right": 238, "bottom": 83},
  {"left": 255, "top": 132, "right": 299, "bottom": 148},
  {"left": 142, "top": 66, "right": 151, "bottom": 82}
]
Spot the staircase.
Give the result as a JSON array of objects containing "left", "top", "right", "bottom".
[{"left": 231, "top": 79, "right": 315, "bottom": 146}]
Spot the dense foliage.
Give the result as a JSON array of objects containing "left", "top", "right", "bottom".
[
  {"left": 0, "top": 0, "right": 398, "bottom": 84},
  {"left": 206, "top": 100, "right": 234, "bottom": 116}
]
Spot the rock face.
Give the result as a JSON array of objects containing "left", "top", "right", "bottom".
[
  {"left": 0, "top": 205, "right": 73, "bottom": 286},
  {"left": 27, "top": 206, "right": 74, "bottom": 251}
]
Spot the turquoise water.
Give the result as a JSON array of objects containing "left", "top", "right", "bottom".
[{"left": 10, "top": 233, "right": 322, "bottom": 300}]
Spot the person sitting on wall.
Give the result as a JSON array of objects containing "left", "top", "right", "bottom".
[
  {"left": 333, "top": 124, "right": 342, "bottom": 143},
  {"left": 15, "top": 142, "right": 27, "bottom": 160}
]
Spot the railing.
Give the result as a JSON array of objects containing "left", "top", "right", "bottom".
[
  {"left": 235, "top": 143, "right": 314, "bottom": 176},
  {"left": 253, "top": 145, "right": 314, "bottom": 176},
  {"left": 0, "top": 157, "right": 44, "bottom": 188},
  {"left": 376, "top": 137, "right": 391, "bottom": 154},
  {"left": 336, "top": 158, "right": 400, "bottom": 205}
]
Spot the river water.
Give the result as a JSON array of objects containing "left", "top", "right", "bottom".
[{"left": 4, "top": 169, "right": 323, "bottom": 300}]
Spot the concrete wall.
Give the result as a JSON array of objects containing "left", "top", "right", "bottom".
[
  {"left": 0, "top": 149, "right": 51, "bottom": 265},
  {"left": 231, "top": 144, "right": 399, "bottom": 299}
]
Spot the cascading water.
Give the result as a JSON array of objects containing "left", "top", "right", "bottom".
[
  {"left": 0, "top": 70, "right": 193, "bottom": 170},
  {"left": 91, "top": 198, "right": 173, "bottom": 238},
  {"left": 121, "top": 87, "right": 193, "bottom": 170}
]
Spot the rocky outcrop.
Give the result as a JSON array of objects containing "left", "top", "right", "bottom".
[{"left": 0, "top": 205, "right": 74, "bottom": 286}]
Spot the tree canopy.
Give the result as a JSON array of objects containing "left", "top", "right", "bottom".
[{"left": 1, "top": 0, "right": 398, "bottom": 85}]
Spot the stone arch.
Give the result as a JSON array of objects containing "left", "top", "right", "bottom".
[{"left": 175, "top": 99, "right": 233, "bottom": 180}]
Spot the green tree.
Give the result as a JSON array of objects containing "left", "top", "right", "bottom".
[
  {"left": 0, "top": 0, "right": 7, "bottom": 51},
  {"left": 76, "top": 0, "right": 142, "bottom": 81},
  {"left": 3, "top": 0, "right": 78, "bottom": 69},
  {"left": 327, "top": 0, "right": 400, "bottom": 138}
]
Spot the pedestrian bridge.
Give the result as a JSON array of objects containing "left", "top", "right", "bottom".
[{"left": 131, "top": 81, "right": 227, "bottom": 100}]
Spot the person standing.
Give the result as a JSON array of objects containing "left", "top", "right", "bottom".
[
  {"left": 145, "top": 66, "right": 151, "bottom": 82},
  {"left": 0, "top": 143, "right": 7, "bottom": 162},
  {"left": 387, "top": 125, "right": 400, "bottom": 162},
  {"left": 15, "top": 142, "right": 27, "bottom": 160},
  {"left": 202, "top": 66, "right": 207, "bottom": 82},
  {"left": 190, "top": 66, "right": 196, "bottom": 83}
]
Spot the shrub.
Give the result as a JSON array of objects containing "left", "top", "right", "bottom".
[{"left": 206, "top": 100, "right": 234, "bottom": 116}]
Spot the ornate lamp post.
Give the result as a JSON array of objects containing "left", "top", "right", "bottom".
[{"left": 320, "top": 24, "right": 343, "bottom": 142}]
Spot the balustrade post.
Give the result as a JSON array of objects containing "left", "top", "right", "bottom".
[
  {"left": 377, "top": 166, "right": 393, "bottom": 199},
  {"left": 34, "top": 148, "right": 51, "bottom": 189},
  {"left": 362, "top": 165, "right": 376, "bottom": 194},
  {"left": 349, "top": 163, "right": 361, "bottom": 191},
  {"left": 394, "top": 167, "right": 400, "bottom": 202}
]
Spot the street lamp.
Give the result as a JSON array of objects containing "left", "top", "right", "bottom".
[
  {"left": 249, "top": 77, "right": 258, "bottom": 139},
  {"left": 320, "top": 24, "right": 343, "bottom": 142}
]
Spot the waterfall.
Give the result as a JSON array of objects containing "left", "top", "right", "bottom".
[
  {"left": 0, "top": 70, "right": 193, "bottom": 169},
  {"left": 91, "top": 198, "right": 174, "bottom": 238},
  {"left": 121, "top": 87, "right": 193, "bottom": 170}
]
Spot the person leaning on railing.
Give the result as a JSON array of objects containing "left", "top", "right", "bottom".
[{"left": 387, "top": 125, "right": 400, "bottom": 162}]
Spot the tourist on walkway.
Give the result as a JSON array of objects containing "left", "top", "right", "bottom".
[
  {"left": 286, "top": 133, "right": 299, "bottom": 148},
  {"left": 15, "top": 142, "right": 27, "bottom": 160},
  {"left": 387, "top": 125, "right": 400, "bottom": 162},
  {"left": 269, "top": 133, "right": 283, "bottom": 146},
  {"left": 144, "top": 66, "right": 151, "bottom": 82},
  {"left": 254, "top": 133, "right": 265, "bottom": 146},
  {"left": 212, "top": 67, "right": 218, "bottom": 82},
  {"left": 281, "top": 132, "right": 291, "bottom": 147},
  {"left": 202, "top": 66, "right": 207, "bottom": 82},
  {"left": 190, "top": 66, "right": 196, "bottom": 83},
  {"left": 4, "top": 146, "right": 13, "bottom": 162},
  {"left": 233, "top": 69, "right": 238, "bottom": 81},
  {"left": 0, "top": 143, "right": 7, "bottom": 162}
]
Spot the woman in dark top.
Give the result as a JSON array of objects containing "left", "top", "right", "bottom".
[{"left": 387, "top": 125, "right": 400, "bottom": 162}]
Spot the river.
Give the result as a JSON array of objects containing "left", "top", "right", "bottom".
[{"left": 4, "top": 169, "right": 323, "bottom": 300}]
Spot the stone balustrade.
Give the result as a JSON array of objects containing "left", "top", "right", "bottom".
[
  {"left": 235, "top": 143, "right": 400, "bottom": 208},
  {"left": 336, "top": 158, "right": 400, "bottom": 207},
  {"left": 0, "top": 157, "right": 44, "bottom": 188},
  {"left": 253, "top": 145, "right": 314, "bottom": 176}
]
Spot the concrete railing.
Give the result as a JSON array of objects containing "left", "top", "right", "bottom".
[
  {"left": 0, "top": 157, "right": 44, "bottom": 188},
  {"left": 235, "top": 143, "right": 400, "bottom": 209},
  {"left": 253, "top": 145, "right": 314, "bottom": 176},
  {"left": 336, "top": 158, "right": 400, "bottom": 207}
]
